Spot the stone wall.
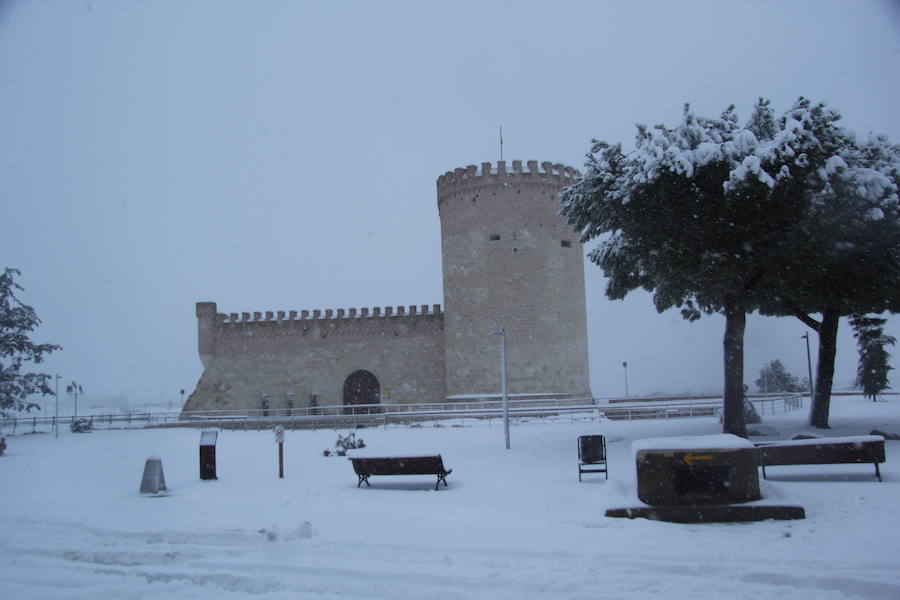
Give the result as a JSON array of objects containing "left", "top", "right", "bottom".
[
  {"left": 185, "top": 159, "right": 593, "bottom": 414},
  {"left": 437, "top": 160, "right": 591, "bottom": 399},
  {"left": 185, "top": 302, "right": 446, "bottom": 412}
]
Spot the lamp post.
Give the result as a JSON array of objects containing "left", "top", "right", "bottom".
[
  {"left": 54, "top": 374, "right": 61, "bottom": 439},
  {"left": 180, "top": 389, "right": 185, "bottom": 410},
  {"left": 491, "top": 328, "right": 510, "bottom": 450},
  {"left": 801, "top": 332, "right": 814, "bottom": 402},
  {"left": 67, "top": 381, "right": 82, "bottom": 418},
  {"left": 622, "top": 361, "right": 629, "bottom": 398}
]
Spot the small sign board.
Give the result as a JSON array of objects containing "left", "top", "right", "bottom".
[
  {"left": 274, "top": 425, "right": 285, "bottom": 444},
  {"left": 200, "top": 430, "right": 218, "bottom": 446}
]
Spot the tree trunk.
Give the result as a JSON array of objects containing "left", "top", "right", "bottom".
[
  {"left": 722, "top": 293, "right": 747, "bottom": 437},
  {"left": 808, "top": 309, "right": 840, "bottom": 429}
]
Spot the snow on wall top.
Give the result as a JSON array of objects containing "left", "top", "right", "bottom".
[{"left": 632, "top": 434, "right": 755, "bottom": 457}]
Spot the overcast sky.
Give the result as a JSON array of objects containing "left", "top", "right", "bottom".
[{"left": 2, "top": 0, "right": 899, "bottom": 410}]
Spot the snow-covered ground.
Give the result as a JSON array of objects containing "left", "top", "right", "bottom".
[{"left": 1, "top": 395, "right": 898, "bottom": 599}]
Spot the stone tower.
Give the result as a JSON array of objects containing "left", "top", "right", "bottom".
[{"left": 437, "top": 160, "right": 591, "bottom": 400}]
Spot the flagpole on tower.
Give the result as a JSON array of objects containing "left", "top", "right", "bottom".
[{"left": 499, "top": 125, "right": 503, "bottom": 162}]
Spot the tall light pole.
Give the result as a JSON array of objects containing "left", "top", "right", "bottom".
[
  {"left": 491, "top": 328, "right": 510, "bottom": 450},
  {"left": 801, "top": 332, "right": 814, "bottom": 402},
  {"left": 54, "top": 374, "right": 61, "bottom": 439},
  {"left": 67, "top": 381, "right": 82, "bottom": 418},
  {"left": 622, "top": 361, "right": 629, "bottom": 398}
]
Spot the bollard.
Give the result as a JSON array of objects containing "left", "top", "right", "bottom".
[
  {"left": 199, "top": 430, "right": 218, "bottom": 480},
  {"left": 139, "top": 456, "right": 167, "bottom": 494}
]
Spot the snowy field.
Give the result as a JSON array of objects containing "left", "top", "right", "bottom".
[{"left": 1, "top": 395, "right": 898, "bottom": 600}]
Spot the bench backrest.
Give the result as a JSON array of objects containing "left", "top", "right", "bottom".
[
  {"left": 759, "top": 439, "right": 885, "bottom": 466},
  {"left": 350, "top": 456, "right": 447, "bottom": 476}
]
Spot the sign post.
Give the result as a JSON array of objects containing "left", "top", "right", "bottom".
[{"left": 274, "top": 425, "right": 285, "bottom": 478}]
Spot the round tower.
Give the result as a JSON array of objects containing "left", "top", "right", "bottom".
[{"left": 437, "top": 160, "right": 591, "bottom": 400}]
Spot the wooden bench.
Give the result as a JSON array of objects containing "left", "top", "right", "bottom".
[
  {"left": 755, "top": 435, "right": 886, "bottom": 481},
  {"left": 348, "top": 455, "right": 452, "bottom": 490}
]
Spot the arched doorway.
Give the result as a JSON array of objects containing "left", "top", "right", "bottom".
[{"left": 343, "top": 370, "right": 380, "bottom": 414}]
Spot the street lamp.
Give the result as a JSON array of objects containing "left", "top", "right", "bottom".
[
  {"left": 801, "top": 332, "right": 814, "bottom": 402},
  {"left": 54, "top": 374, "right": 61, "bottom": 439},
  {"left": 622, "top": 361, "right": 629, "bottom": 398},
  {"left": 67, "top": 381, "right": 82, "bottom": 418},
  {"left": 180, "top": 389, "right": 185, "bottom": 409},
  {"left": 490, "top": 327, "right": 510, "bottom": 450}
]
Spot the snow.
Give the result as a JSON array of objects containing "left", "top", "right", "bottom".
[
  {"left": 1, "top": 395, "right": 899, "bottom": 599},
  {"left": 632, "top": 433, "right": 755, "bottom": 455},
  {"left": 755, "top": 434, "right": 884, "bottom": 448}
]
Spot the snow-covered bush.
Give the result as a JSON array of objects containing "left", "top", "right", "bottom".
[
  {"left": 322, "top": 432, "right": 366, "bottom": 456},
  {"left": 70, "top": 418, "right": 92, "bottom": 433}
]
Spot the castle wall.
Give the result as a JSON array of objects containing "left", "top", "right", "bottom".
[
  {"left": 185, "top": 302, "right": 446, "bottom": 412},
  {"left": 186, "top": 158, "right": 592, "bottom": 414},
  {"left": 437, "top": 160, "right": 591, "bottom": 399}
]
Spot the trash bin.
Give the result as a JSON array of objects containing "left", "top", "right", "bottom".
[
  {"left": 578, "top": 435, "right": 608, "bottom": 481},
  {"left": 578, "top": 435, "right": 606, "bottom": 463},
  {"left": 200, "top": 429, "right": 218, "bottom": 480}
]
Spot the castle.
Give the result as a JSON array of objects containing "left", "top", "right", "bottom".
[{"left": 184, "top": 160, "right": 591, "bottom": 413}]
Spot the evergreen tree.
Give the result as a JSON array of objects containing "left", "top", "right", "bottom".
[
  {"left": 561, "top": 102, "right": 806, "bottom": 437},
  {"left": 755, "top": 360, "right": 801, "bottom": 393},
  {"left": 753, "top": 100, "right": 900, "bottom": 427},
  {"left": 850, "top": 315, "right": 895, "bottom": 401},
  {"left": 561, "top": 97, "right": 900, "bottom": 435},
  {"left": 0, "top": 268, "right": 61, "bottom": 415}
]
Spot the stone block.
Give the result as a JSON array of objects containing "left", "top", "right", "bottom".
[{"left": 634, "top": 434, "right": 761, "bottom": 506}]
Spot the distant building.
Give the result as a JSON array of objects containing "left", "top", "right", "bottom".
[{"left": 185, "top": 160, "right": 591, "bottom": 413}]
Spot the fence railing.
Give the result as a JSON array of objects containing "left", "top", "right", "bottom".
[
  {"left": 0, "top": 394, "right": 804, "bottom": 435},
  {"left": 601, "top": 394, "right": 804, "bottom": 422}
]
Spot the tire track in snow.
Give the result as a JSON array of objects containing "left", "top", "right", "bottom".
[{"left": 1, "top": 518, "right": 897, "bottom": 599}]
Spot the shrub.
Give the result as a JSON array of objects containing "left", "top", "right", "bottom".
[
  {"left": 70, "top": 418, "right": 92, "bottom": 433},
  {"left": 322, "top": 432, "right": 366, "bottom": 456}
]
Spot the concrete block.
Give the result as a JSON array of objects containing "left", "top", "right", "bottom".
[
  {"left": 634, "top": 434, "right": 761, "bottom": 506},
  {"left": 139, "top": 456, "right": 167, "bottom": 494}
]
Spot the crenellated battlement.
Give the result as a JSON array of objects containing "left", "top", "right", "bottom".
[
  {"left": 208, "top": 302, "right": 443, "bottom": 325},
  {"left": 436, "top": 160, "right": 580, "bottom": 205},
  {"left": 197, "top": 302, "right": 444, "bottom": 347}
]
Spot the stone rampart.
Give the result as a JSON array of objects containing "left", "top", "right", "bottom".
[{"left": 187, "top": 302, "right": 446, "bottom": 412}]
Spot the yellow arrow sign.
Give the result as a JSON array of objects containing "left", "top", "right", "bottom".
[{"left": 683, "top": 452, "right": 714, "bottom": 466}]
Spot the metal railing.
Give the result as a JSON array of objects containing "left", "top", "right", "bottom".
[
  {"left": 601, "top": 394, "right": 803, "bottom": 421},
  {"left": 0, "top": 394, "right": 804, "bottom": 435}
]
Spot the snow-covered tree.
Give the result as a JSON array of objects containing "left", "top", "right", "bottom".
[
  {"left": 562, "top": 101, "right": 808, "bottom": 436},
  {"left": 755, "top": 360, "right": 801, "bottom": 393},
  {"left": 850, "top": 315, "right": 895, "bottom": 401},
  {"left": 752, "top": 100, "right": 900, "bottom": 427},
  {"left": 0, "top": 268, "right": 61, "bottom": 415},
  {"left": 561, "top": 97, "right": 900, "bottom": 435}
]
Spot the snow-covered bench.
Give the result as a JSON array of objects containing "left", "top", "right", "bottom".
[
  {"left": 348, "top": 455, "right": 452, "bottom": 490},
  {"left": 755, "top": 435, "right": 886, "bottom": 481}
]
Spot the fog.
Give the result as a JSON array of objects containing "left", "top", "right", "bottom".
[{"left": 2, "top": 0, "right": 898, "bottom": 409}]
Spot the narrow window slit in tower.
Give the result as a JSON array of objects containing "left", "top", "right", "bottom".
[
  {"left": 561, "top": 240, "right": 572, "bottom": 248},
  {"left": 489, "top": 234, "right": 501, "bottom": 241}
]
